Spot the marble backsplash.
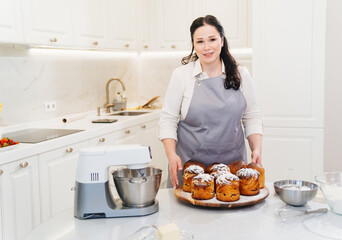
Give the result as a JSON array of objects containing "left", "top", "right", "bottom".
[{"left": 0, "top": 46, "right": 251, "bottom": 127}]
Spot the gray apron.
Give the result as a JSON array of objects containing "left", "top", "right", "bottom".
[{"left": 167, "top": 75, "right": 247, "bottom": 188}]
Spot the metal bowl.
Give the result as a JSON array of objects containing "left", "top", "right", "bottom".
[
  {"left": 113, "top": 167, "right": 162, "bottom": 207},
  {"left": 274, "top": 180, "right": 318, "bottom": 206},
  {"left": 315, "top": 172, "right": 342, "bottom": 215}
]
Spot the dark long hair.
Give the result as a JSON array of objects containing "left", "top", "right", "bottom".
[{"left": 182, "top": 15, "right": 241, "bottom": 90}]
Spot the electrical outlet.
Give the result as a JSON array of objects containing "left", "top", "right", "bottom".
[{"left": 44, "top": 101, "right": 56, "bottom": 112}]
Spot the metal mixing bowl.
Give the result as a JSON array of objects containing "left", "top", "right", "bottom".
[
  {"left": 315, "top": 172, "right": 342, "bottom": 215},
  {"left": 274, "top": 180, "right": 318, "bottom": 206},
  {"left": 113, "top": 167, "right": 162, "bottom": 207}
]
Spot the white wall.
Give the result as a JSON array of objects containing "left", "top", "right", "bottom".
[
  {"left": 324, "top": 0, "right": 342, "bottom": 172},
  {"left": 0, "top": 46, "right": 251, "bottom": 128},
  {"left": 0, "top": 46, "right": 142, "bottom": 126}
]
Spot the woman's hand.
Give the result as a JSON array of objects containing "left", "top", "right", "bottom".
[
  {"left": 161, "top": 138, "right": 183, "bottom": 188},
  {"left": 247, "top": 134, "right": 262, "bottom": 165},
  {"left": 168, "top": 153, "right": 183, "bottom": 188},
  {"left": 251, "top": 149, "right": 262, "bottom": 164}
]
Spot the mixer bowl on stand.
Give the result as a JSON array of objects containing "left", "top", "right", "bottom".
[{"left": 113, "top": 167, "right": 162, "bottom": 207}]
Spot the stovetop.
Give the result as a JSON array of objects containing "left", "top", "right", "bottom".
[{"left": 4, "top": 128, "right": 84, "bottom": 143}]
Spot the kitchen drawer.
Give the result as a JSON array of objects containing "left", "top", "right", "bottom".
[
  {"left": 112, "top": 125, "right": 141, "bottom": 145},
  {"left": 139, "top": 119, "right": 159, "bottom": 132},
  {"left": 38, "top": 140, "right": 89, "bottom": 160},
  {"left": 88, "top": 132, "right": 116, "bottom": 146}
]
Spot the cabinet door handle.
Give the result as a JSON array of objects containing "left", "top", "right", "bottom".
[
  {"left": 141, "top": 124, "right": 146, "bottom": 129},
  {"left": 125, "top": 130, "right": 131, "bottom": 134},
  {"left": 66, "top": 148, "right": 73, "bottom": 153},
  {"left": 50, "top": 37, "right": 57, "bottom": 43},
  {"left": 124, "top": 44, "right": 130, "bottom": 48},
  {"left": 99, "top": 138, "right": 105, "bottom": 142},
  {"left": 19, "top": 162, "right": 28, "bottom": 168},
  {"left": 171, "top": 44, "right": 176, "bottom": 49},
  {"left": 0, "top": 169, "right": 3, "bottom": 175}
]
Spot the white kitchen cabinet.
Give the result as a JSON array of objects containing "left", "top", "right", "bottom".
[
  {"left": 88, "top": 132, "right": 116, "bottom": 146},
  {"left": 112, "top": 125, "right": 141, "bottom": 145},
  {"left": 0, "top": 192, "right": 1, "bottom": 240},
  {"left": 253, "top": 0, "right": 325, "bottom": 129},
  {"left": 252, "top": 0, "right": 326, "bottom": 180},
  {"left": 109, "top": 0, "right": 138, "bottom": 50},
  {"left": 2, "top": 0, "right": 250, "bottom": 51},
  {"left": 262, "top": 127, "right": 324, "bottom": 182},
  {"left": 0, "top": 156, "right": 40, "bottom": 240},
  {"left": 151, "top": 0, "right": 250, "bottom": 51},
  {"left": 38, "top": 140, "right": 89, "bottom": 222},
  {"left": 192, "top": 0, "right": 250, "bottom": 48},
  {"left": 138, "top": 120, "right": 168, "bottom": 187},
  {"left": 21, "top": 0, "right": 73, "bottom": 46},
  {"left": 154, "top": 0, "right": 193, "bottom": 50},
  {"left": 136, "top": 0, "right": 155, "bottom": 50},
  {"left": 0, "top": 0, "right": 23, "bottom": 43},
  {"left": 72, "top": 0, "right": 111, "bottom": 49}
]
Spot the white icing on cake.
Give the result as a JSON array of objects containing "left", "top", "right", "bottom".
[
  {"left": 236, "top": 168, "right": 260, "bottom": 178},
  {"left": 216, "top": 173, "right": 240, "bottom": 185},
  {"left": 193, "top": 173, "right": 214, "bottom": 183},
  {"left": 209, "top": 163, "right": 230, "bottom": 172},
  {"left": 210, "top": 169, "right": 230, "bottom": 178},
  {"left": 184, "top": 165, "right": 204, "bottom": 174}
]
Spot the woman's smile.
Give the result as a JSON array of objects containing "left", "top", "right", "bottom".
[{"left": 203, "top": 52, "right": 214, "bottom": 56}]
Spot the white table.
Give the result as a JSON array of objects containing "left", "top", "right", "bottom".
[{"left": 24, "top": 184, "right": 342, "bottom": 240}]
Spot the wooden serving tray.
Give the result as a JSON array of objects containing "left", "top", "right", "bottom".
[{"left": 174, "top": 186, "right": 269, "bottom": 208}]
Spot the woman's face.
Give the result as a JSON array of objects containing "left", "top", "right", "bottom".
[{"left": 193, "top": 24, "right": 223, "bottom": 67}]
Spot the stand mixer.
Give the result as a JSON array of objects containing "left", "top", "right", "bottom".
[{"left": 74, "top": 144, "right": 161, "bottom": 219}]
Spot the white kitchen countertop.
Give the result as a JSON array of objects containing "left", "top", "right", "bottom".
[
  {"left": 0, "top": 110, "right": 160, "bottom": 164},
  {"left": 23, "top": 183, "right": 342, "bottom": 240}
]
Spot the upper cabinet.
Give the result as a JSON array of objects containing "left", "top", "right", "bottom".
[
  {"left": 0, "top": 0, "right": 23, "bottom": 43},
  {"left": 192, "top": 0, "right": 250, "bottom": 48},
  {"left": 137, "top": 0, "right": 154, "bottom": 50},
  {"left": 154, "top": 0, "right": 193, "bottom": 50},
  {"left": 21, "top": 0, "right": 73, "bottom": 46},
  {"left": 109, "top": 0, "right": 137, "bottom": 50},
  {"left": 144, "top": 0, "right": 250, "bottom": 51},
  {"left": 1, "top": 0, "right": 250, "bottom": 50},
  {"left": 72, "top": 0, "right": 111, "bottom": 49}
]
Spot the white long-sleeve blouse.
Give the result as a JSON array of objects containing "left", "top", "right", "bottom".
[{"left": 159, "top": 59, "right": 263, "bottom": 141}]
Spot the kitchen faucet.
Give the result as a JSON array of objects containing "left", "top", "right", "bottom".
[{"left": 104, "top": 78, "right": 126, "bottom": 113}]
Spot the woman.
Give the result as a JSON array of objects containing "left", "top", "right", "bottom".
[{"left": 159, "top": 15, "right": 263, "bottom": 188}]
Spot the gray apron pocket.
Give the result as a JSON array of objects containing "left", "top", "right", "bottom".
[{"left": 191, "top": 142, "right": 242, "bottom": 166}]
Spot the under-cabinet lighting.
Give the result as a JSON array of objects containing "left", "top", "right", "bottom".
[
  {"left": 139, "top": 51, "right": 190, "bottom": 58},
  {"left": 26, "top": 45, "right": 251, "bottom": 58},
  {"left": 28, "top": 46, "right": 138, "bottom": 58}
]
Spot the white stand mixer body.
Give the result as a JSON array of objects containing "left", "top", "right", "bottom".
[
  {"left": 76, "top": 144, "right": 152, "bottom": 183},
  {"left": 74, "top": 145, "right": 159, "bottom": 219}
]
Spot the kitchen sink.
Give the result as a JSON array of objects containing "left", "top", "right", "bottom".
[{"left": 108, "top": 111, "right": 150, "bottom": 116}]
